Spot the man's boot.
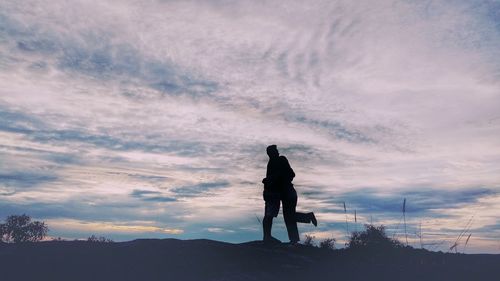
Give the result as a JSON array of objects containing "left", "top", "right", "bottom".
[
  {"left": 262, "top": 216, "right": 281, "bottom": 244},
  {"left": 309, "top": 212, "right": 318, "bottom": 227}
]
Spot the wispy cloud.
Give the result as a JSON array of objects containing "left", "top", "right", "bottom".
[
  {"left": 171, "top": 181, "right": 230, "bottom": 197},
  {"left": 0, "top": 172, "right": 57, "bottom": 188},
  {"left": 130, "top": 189, "right": 177, "bottom": 202}
]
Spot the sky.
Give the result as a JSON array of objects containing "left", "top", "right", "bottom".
[{"left": 0, "top": 0, "right": 499, "bottom": 253}]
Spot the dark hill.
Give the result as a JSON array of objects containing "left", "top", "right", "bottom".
[{"left": 0, "top": 239, "right": 498, "bottom": 281}]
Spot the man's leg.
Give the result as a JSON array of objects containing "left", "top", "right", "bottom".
[
  {"left": 262, "top": 215, "right": 273, "bottom": 240},
  {"left": 282, "top": 189, "right": 300, "bottom": 243},
  {"left": 295, "top": 212, "right": 317, "bottom": 226},
  {"left": 263, "top": 191, "right": 280, "bottom": 242},
  {"left": 295, "top": 212, "right": 311, "bottom": 223}
]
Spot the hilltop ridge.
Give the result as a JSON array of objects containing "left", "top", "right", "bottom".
[{"left": 0, "top": 238, "right": 498, "bottom": 281}]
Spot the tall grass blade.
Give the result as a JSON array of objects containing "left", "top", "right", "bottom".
[
  {"left": 343, "top": 202, "right": 349, "bottom": 241},
  {"left": 255, "top": 214, "right": 261, "bottom": 224},
  {"left": 465, "top": 233, "right": 471, "bottom": 246},
  {"left": 463, "top": 233, "right": 472, "bottom": 253},
  {"left": 403, "top": 198, "right": 408, "bottom": 246},
  {"left": 419, "top": 221, "right": 423, "bottom": 249},
  {"left": 452, "top": 215, "right": 474, "bottom": 252},
  {"left": 354, "top": 209, "right": 357, "bottom": 232}
]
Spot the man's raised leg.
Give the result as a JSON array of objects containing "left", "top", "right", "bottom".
[{"left": 296, "top": 212, "right": 317, "bottom": 227}]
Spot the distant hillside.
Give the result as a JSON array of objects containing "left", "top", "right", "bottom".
[{"left": 0, "top": 239, "right": 498, "bottom": 281}]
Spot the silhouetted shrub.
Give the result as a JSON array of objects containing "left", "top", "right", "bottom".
[
  {"left": 87, "top": 235, "right": 114, "bottom": 243},
  {"left": 348, "top": 224, "right": 402, "bottom": 249},
  {"left": 303, "top": 234, "right": 316, "bottom": 247},
  {"left": 319, "top": 238, "right": 336, "bottom": 250},
  {"left": 0, "top": 214, "right": 48, "bottom": 243}
]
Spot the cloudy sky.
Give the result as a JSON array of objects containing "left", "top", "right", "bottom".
[{"left": 1, "top": 0, "right": 499, "bottom": 253}]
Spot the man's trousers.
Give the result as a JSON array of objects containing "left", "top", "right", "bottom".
[{"left": 281, "top": 187, "right": 312, "bottom": 242}]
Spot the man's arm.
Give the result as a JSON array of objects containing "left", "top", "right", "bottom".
[
  {"left": 280, "top": 156, "right": 295, "bottom": 181},
  {"left": 263, "top": 161, "right": 274, "bottom": 187}
]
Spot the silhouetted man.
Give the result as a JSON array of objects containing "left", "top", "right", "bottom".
[{"left": 262, "top": 144, "right": 317, "bottom": 244}]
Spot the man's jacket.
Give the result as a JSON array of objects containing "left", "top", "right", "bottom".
[{"left": 263, "top": 155, "right": 295, "bottom": 193}]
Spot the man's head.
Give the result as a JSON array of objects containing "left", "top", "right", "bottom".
[{"left": 266, "top": 144, "right": 279, "bottom": 159}]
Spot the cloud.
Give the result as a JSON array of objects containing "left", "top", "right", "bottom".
[
  {"left": 474, "top": 221, "right": 500, "bottom": 236},
  {"left": 284, "top": 114, "right": 375, "bottom": 143},
  {"left": 0, "top": 195, "right": 186, "bottom": 224},
  {"left": 130, "top": 189, "right": 177, "bottom": 202},
  {"left": 46, "top": 218, "right": 184, "bottom": 235},
  {"left": 0, "top": 172, "right": 57, "bottom": 188},
  {"left": 206, "top": 227, "right": 235, "bottom": 233},
  {"left": 316, "top": 187, "right": 498, "bottom": 215},
  {"left": 0, "top": 105, "right": 46, "bottom": 134},
  {"left": 171, "top": 181, "right": 230, "bottom": 197},
  {"left": 0, "top": 105, "right": 212, "bottom": 157},
  {"left": 0, "top": 186, "right": 16, "bottom": 196},
  {"left": 0, "top": 10, "right": 218, "bottom": 99}
]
